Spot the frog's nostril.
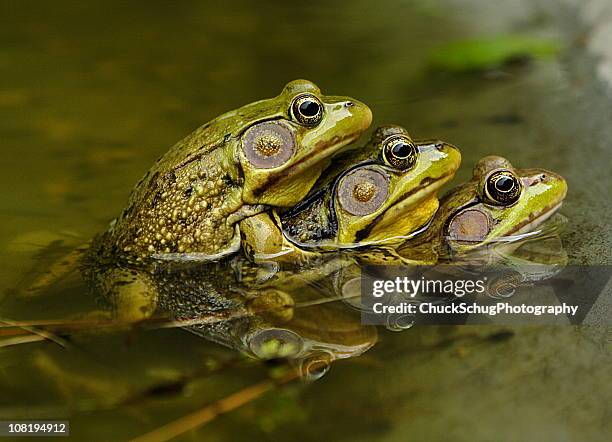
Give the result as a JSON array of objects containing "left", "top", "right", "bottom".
[{"left": 345, "top": 101, "right": 354, "bottom": 108}]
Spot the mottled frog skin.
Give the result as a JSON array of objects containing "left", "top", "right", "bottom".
[{"left": 105, "top": 80, "right": 372, "bottom": 263}]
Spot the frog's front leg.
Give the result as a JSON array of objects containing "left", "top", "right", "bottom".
[
  {"left": 23, "top": 242, "right": 90, "bottom": 296},
  {"left": 239, "top": 212, "right": 289, "bottom": 260}
]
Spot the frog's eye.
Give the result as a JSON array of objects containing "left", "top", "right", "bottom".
[
  {"left": 382, "top": 135, "right": 418, "bottom": 170},
  {"left": 291, "top": 94, "right": 324, "bottom": 127},
  {"left": 242, "top": 121, "right": 296, "bottom": 169},
  {"left": 484, "top": 170, "right": 522, "bottom": 205},
  {"left": 337, "top": 168, "right": 389, "bottom": 216}
]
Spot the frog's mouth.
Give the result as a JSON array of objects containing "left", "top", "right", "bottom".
[
  {"left": 385, "top": 173, "right": 454, "bottom": 218},
  {"left": 508, "top": 201, "right": 564, "bottom": 237}
]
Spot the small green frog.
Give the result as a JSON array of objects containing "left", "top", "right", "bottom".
[
  {"left": 399, "top": 155, "right": 568, "bottom": 262},
  {"left": 240, "top": 125, "right": 461, "bottom": 263},
  {"left": 106, "top": 80, "right": 372, "bottom": 262}
]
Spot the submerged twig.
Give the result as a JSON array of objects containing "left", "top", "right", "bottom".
[
  {"left": 0, "top": 318, "right": 70, "bottom": 348},
  {"left": 128, "top": 369, "right": 299, "bottom": 442},
  {"left": 0, "top": 335, "right": 46, "bottom": 348}
]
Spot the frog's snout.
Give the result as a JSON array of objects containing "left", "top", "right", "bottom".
[
  {"left": 435, "top": 141, "right": 462, "bottom": 169},
  {"left": 329, "top": 97, "right": 372, "bottom": 131},
  {"left": 524, "top": 169, "right": 568, "bottom": 201},
  {"left": 524, "top": 170, "right": 566, "bottom": 188},
  {"left": 435, "top": 141, "right": 459, "bottom": 153},
  {"left": 349, "top": 99, "right": 372, "bottom": 130}
]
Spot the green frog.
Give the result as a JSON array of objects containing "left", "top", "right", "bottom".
[
  {"left": 106, "top": 79, "right": 372, "bottom": 263},
  {"left": 24, "top": 80, "right": 371, "bottom": 296},
  {"left": 398, "top": 155, "right": 568, "bottom": 263},
  {"left": 239, "top": 125, "right": 461, "bottom": 264}
]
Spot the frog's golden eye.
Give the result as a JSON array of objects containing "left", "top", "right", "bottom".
[
  {"left": 382, "top": 135, "right": 418, "bottom": 170},
  {"left": 337, "top": 167, "right": 389, "bottom": 215},
  {"left": 484, "top": 170, "right": 522, "bottom": 205},
  {"left": 242, "top": 121, "right": 296, "bottom": 169},
  {"left": 291, "top": 94, "right": 323, "bottom": 127}
]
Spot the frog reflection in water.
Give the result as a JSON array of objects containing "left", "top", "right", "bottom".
[
  {"left": 104, "top": 79, "right": 372, "bottom": 263},
  {"left": 240, "top": 125, "right": 461, "bottom": 264},
  {"left": 82, "top": 255, "right": 377, "bottom": 379},
  {"left": 160, "top": 263, "right": 377, "bottom": 379}
]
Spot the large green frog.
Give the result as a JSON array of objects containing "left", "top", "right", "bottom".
[
  {"left": 106, "top": 80, "right": 372, "bottom": 263},
  {"left": 239, "top": 125, "right": 461, "bottom": 263},
  {"left": 398, "top": 155, "right": 568, "bottom": 263}
]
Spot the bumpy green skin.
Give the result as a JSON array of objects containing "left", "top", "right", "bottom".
[
  {"left": 106, "top": 80, "right": 371, "bottom": 262},
  {"left": 399, "top": 155, "right": 568, "bottom": 260},
  {"left": 241, "top": 125, "right": 461, "bottom": 261}
]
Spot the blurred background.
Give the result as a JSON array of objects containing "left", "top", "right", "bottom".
[{"left": 0, "top": 1, "right": 611, "bottom": 441}]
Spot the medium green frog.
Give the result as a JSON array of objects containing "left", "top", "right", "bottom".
[
  {"left": 240, "top": 125, "right": 461, "bottom": 263},
  {"left": 399, "top": 155, "right": 568, "bottom": 262},
  {"left": 106, "top": 80, "right": 372, "bottom": 262}
]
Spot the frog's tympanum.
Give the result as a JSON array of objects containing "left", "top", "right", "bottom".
[
  {"left": 240, "top": 125, "right": 461, "bottom": 262},
  {"left": 399, "top": 155, "right": 568, "bottom": 262},
  {"left": 105, "top": 80, "right": 372, "bottom": 263}
]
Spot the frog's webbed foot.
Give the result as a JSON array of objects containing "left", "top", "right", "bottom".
[
  {"left": 239, "top": 212, "right": 287, "bottom": 261},
  {"left": 21, "top": 242, "right": 90, "bottom": 296}
]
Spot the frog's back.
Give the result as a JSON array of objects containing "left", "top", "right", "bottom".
[{"left": 106, "top": 99, "right": 286, "bottom": 261}]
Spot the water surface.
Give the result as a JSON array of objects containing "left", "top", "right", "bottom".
[{"left": 1, "top": 1, "right": 610, "bottom": 441}]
